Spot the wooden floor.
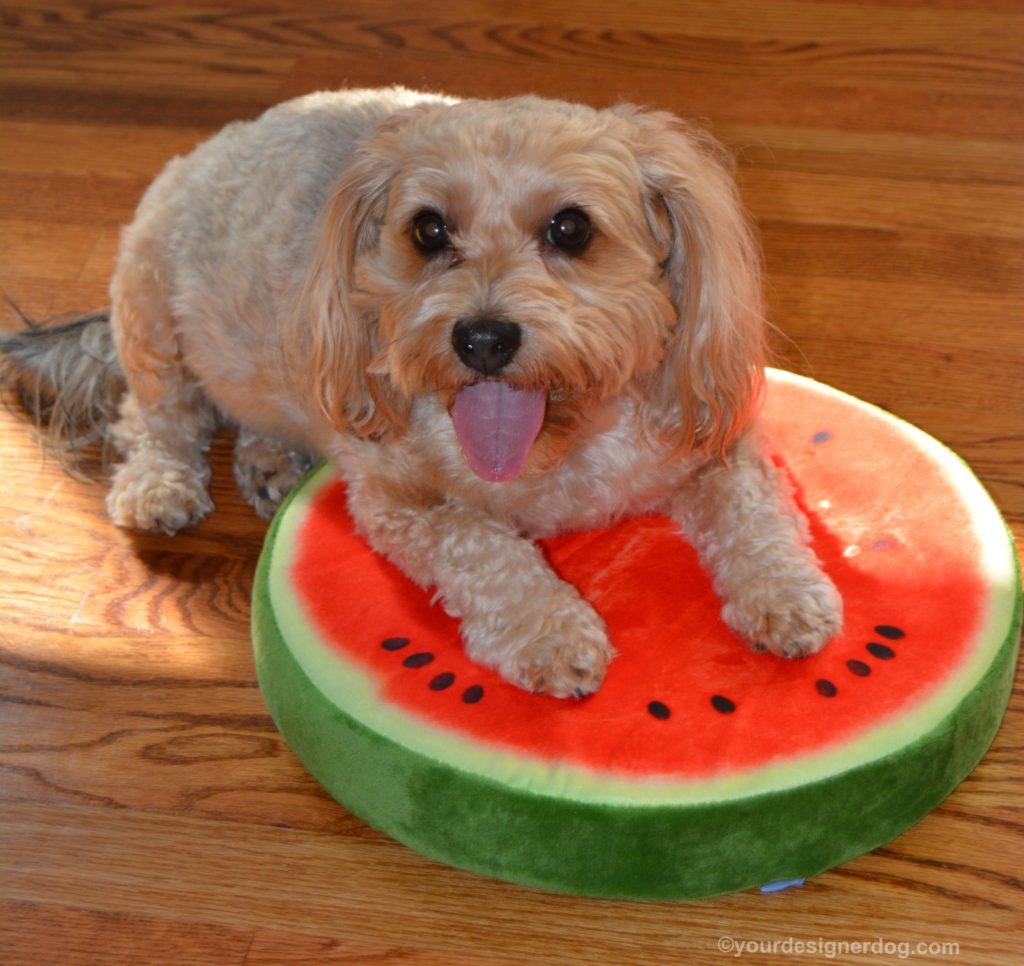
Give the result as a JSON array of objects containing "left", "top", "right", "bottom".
[{"left": 1, "top": 1, "right": 1022, "bottom": 963}]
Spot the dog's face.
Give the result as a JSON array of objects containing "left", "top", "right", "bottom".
[{"left": 298, "top": 97, "right": 765, "bottom": 481}]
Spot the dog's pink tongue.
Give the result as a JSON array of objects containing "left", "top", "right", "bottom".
[{"left": 452, "top": 382, "right": 546, "bottom": 482}]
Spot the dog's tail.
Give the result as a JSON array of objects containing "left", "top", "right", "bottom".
[{"left": 0, "top": 308, "right": 125, "bottom": 475}]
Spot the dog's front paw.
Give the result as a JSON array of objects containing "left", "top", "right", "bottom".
[
  {"left": 107, "top": 457, "right": 212, "bottom": 535},
  {"left": 464, "top": 589, "right": 614, "bottom": 698},
  {"left": 509, "top": 622, "right": 614, "bottom": 698},
  {"left": 723, "top": 564, "right": 843, "bottom": 659}
]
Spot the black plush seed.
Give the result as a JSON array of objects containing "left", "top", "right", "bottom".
[
  {"left": 867, "top": 642, "right": 896, "bottom": 660},
  {"left": 648, "top": 700, "right": 671, "bottom": 720},
  {"left": 381, "top": 637, "right": 410, "bottom": 651},
  {"left": 462, "top": 685, "right": 484, "bottom": 704},
  {"left": 812, "top": 430, "right": 833, "bottom": 444},
  {"left": 846, "top": 659, "right": 871, "bottom": 677},
  {"left": 875, "top": 625, "right": 906, "bottom": 640},
  {"left": 710, "top": 695, "right": 736, "bottom": 714},
  {"left": 402, "top": 652, "right": 434, "bottom": 669},
  {"left": 429, "top": 672, "right": 455, "bottom": 691},
  {"left": 815, "top": 678, "right": 838, "bottom": 698}
]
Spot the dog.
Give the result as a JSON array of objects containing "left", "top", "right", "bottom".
[{"left": 0, "top": 87, "right": 842, "bottom": 698}]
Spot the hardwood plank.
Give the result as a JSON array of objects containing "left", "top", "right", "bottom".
[
  {"left": 720, "top": 123, "right": 1024, "bottom": 185},
  {"left": 3, "top": 799, "right": 1021, "bottom": 965},
  {"left": 283, "top": 49, "right": 1024, "bottom": 139},
  {"left": 5, "top": 0, "right": 1022, "bottom": 94},
  {"left": 0, "top": 899, "right": 253, "bottom": 966},
  {"left": 0, "top": 83, "right": 276, "bottom": 128},
  {"left": 0, "top": 173, "right": 150, "bottom": 227},
  {"left": 768, "top": 276, "right": 1023, "bottom": 354},
  {"left": 2, "top": 886, "right": 529, "bottom": 964},
  {"left": 0, "top": 219, "right": 105, "bottom": 282},
  {"left": 743, "top": 170, "right": 1024, "bottom": 239},
  {"left": 244, "top": 929, "right": 525, "bottom": 965},
  {"left": 0, "top": 47, "right": 294, "bottom": 100},
  {"left": 2, "top": 2, "right": 1021, "bottom": 134},
  {"left": 0, "top": 122, "right": 212, "bottom": 178},
  {"left": 759, "top": 221, "right": 1024, "bottom": 293}
]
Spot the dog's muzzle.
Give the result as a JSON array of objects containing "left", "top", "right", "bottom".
[{"left": 451, "top": 317, "right": 521, "bottom": 375}]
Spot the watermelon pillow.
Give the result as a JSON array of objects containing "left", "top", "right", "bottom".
[{"left": 252, "top": 370, "right": 1021, "bottom": 899}]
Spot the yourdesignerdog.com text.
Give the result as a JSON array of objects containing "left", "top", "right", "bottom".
[{"left": 717, "top": 935, "right": 960, "bottom": 959}]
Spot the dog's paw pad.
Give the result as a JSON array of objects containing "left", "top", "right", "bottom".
[
  {"left": 506, "top": 616, "right": 615, "bottom": 699},
  {"left": 727, "top": 568, "right": 843, "bottom": 660},
  {"left": 107, "top": 461, "right": 212, "bottom": 535},
  {"left": 234, "top": 437, "right": 313, "bottom": 519},
  {"left": 464, "top": 589, "right": 615, "bottom": 699}
]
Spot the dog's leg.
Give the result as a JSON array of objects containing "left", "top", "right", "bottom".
[
  {"left": 346, "top": 475, "right": 613, "bottom": 697},
  {"left": 106, "top": 386, "right": 216, "bottom": 535},
  {"left": 233, "top": 430, "right": 313, "bottom": 519},
  {"left": 672, "top": 434, "right": 842, "bottom": 657},
  {"left": 104, "top": 239, "right": 217, "bottom": 535}
]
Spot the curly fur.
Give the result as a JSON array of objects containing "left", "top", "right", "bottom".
[
  {"left": 0, "top": 309, "right": 123, "bottom": 476},
  {"left": 0, "top": 87, "right": 842, "bottom": 696}
]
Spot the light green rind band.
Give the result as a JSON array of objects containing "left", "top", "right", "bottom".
[
  {"left": 261, "top": 371, "right": 1021, "bottom": 806},
  {"left": 253, "top": 519, "right": 1020, "bottom": 898},
  {"left": 252, "top": 370, "right": 1021, "bottom": 896}
]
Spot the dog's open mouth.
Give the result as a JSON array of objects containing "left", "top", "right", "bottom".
[{"left": 451, "top": 381, "right": 546, "bottom": 482}]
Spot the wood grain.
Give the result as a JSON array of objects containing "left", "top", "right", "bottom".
[{"left": 1, "top": 1, "right": 1021, "bottom": 963}]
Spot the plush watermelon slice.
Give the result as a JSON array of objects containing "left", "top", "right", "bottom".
[{"left": 252, "top": 370, "right": 1021, "bottom": 899}]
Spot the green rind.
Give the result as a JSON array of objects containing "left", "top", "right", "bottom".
[{"left": 252, "top": 499, "right": 1021, "bottom": 899}]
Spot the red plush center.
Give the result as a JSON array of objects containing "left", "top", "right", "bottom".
[{"left": 290, "top": 379, "right": 984, "bottom": 779}]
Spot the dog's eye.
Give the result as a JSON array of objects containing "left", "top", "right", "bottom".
[
  {"left": 411, "top": 210, "right": 450, "bottom": 254},
  {"left": 547, "top": 208, "right": 591, "bottom": 253}
]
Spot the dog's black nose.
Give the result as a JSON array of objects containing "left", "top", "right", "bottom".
[{"left": 451, "top": 317, "right": 522, "bottom": 376}]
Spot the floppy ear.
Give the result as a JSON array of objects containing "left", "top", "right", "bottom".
[
  {"left": 291, "top": 142, "right": 397, "bottom": 438},
  {"left": 292, "top": 104, "right": 443, "bottom": 439},
  {"left": 621, "top": 107, "right": 766, "bottom": 458}
]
